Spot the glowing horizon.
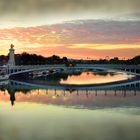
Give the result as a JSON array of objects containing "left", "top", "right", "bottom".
[
  {"left": 0, "top": 20, "right": 140, "bottom": 60},
  {"left": 0, "top": 0, "right": 140, "bottom": 59}
]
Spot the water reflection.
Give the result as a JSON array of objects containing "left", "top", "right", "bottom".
[
  {"left": 0, "top": 101, "right": 140, "bottom": 140},
  {"left": 0, "top": 76, "right": 140, "bottom": 140},
  {"left": 12, "top": 71, "right": 136, "bottom": 86},
  {"left": 60, "top": 71, "right": 134, "bottom": 85},
  {"left": 0, "top": 80, "right": 140, "bottom": 108}
]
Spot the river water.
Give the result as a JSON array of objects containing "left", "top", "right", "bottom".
[{"left": 0, "top": 71, "right": 140, "bottom": 140}]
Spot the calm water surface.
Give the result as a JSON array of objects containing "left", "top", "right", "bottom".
[
  {"left": 0, "top": 71, "right": 140, "bottom": 140},
  {"left": 60, "top": 71, "right": 134, "bottom": 85}
]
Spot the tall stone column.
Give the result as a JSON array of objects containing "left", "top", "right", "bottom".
[{"left": 8, "top": 44, "right": 15, "bottom": 67}]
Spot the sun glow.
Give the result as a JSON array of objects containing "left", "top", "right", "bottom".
[{"left": 0, "top": 20, "right": 140, "bottom": 59}]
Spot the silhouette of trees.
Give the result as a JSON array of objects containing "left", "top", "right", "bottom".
[
  {"left": 15, "top": 52, "right": 46, "bottom": 65},
  {"left": 0, "top": 55, "right": 8, "bottom": 65},
  {"left": 127, "top": 56, "right": 140, "bottom": 65},
  {"left": 15, "top": 53, "right": 68, "bottom": 65},
  {"left": 0, "top": 52, "right": 140, "bottom": 65}
]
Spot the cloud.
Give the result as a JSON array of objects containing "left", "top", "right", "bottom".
[
  {"left": 0, "top": 19, "right": 140, "bottom": 58},
  {"left": 0, "top": 0, "right": 140, "bottom": 24},
  {"left": 0, "top": 20, "right": 140, "bottom": 44}
]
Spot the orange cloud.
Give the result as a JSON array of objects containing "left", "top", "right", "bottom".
[{"left": 0, "top": 20, "right": 140, "bottom": 59}]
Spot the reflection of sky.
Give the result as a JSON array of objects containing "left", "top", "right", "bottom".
[
  {"left": 60, "top": 72, "right": 134, "bottom": 85},
  {"left": 0, "top": 102, "right": 140, "bottom": 140},
  {"left": 0, "top": 89, "right": 140, "bottom": 108},
  {"left": 0, "top": 87, "right": 140, "bottom": 140}
]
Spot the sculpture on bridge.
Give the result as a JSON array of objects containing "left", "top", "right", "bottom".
[{"left": 8, "top": 44, "right": 15, "bottom": 67}]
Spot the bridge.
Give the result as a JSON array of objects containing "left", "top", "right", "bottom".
[
  {"left": 1, "top": 44, "right": 140, "bottom": 77},
  {"left": 6, "top": 64, "right": 140, "bottom": 78}
]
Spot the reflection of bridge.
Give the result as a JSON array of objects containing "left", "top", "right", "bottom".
[
  {"left": 8, "top": 78, "right": 140, "bottom": 91},
  {"left": 1, "top": 44, "right": 140, "bottom": 77},
  {"left": 0, "top": 79, "right": 140, "bottom": 106}
]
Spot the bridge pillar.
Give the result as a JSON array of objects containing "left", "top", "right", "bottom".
[
  {"left": 114, "top": 90, "right": 117, "bottom": 96},
  {"left": 95, "top": 90, "right": 97, "bottom": 96},
  {"left": 63, "top": 90, "right": 66, "bottom": 96},
  {"left": 105, "top": 90, "right": 107, "bottom": 96},
  {"left": 77, "top": 90, "right": 79, "bottom": 96},
  {"left": 54, "top": 89, "right": 56, "bottom": 95},
  {"left": 134, "top": 90, "right": 137, "bottom": 96},
  {"left": 123, "top": 90, "right": 126, "bottom": 97},
  {"left": 46, "top": 89, "right": 48, "bottom": 94}
]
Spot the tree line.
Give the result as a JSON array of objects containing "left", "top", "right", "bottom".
[{"left": 0, "top": 52, "right": 140, "bottom": 66}]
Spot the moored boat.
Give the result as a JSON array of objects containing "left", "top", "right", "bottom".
[
  {"left": 0, "top": 66, "right": 9, "bottom": 81},
  {"left": 0, "top": 80, "right": 9, "bottom": 86},
  {"left": 0, "top": 74, "right": 9, "bottom": 81}
]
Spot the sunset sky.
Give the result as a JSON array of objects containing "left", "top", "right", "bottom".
[{"left": 0, "top": 0, "right": 140, "bottom": 59}]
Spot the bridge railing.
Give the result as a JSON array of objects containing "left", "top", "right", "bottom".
[{"left": 6, "top": 64, "right": 140, "bottom": 75}]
